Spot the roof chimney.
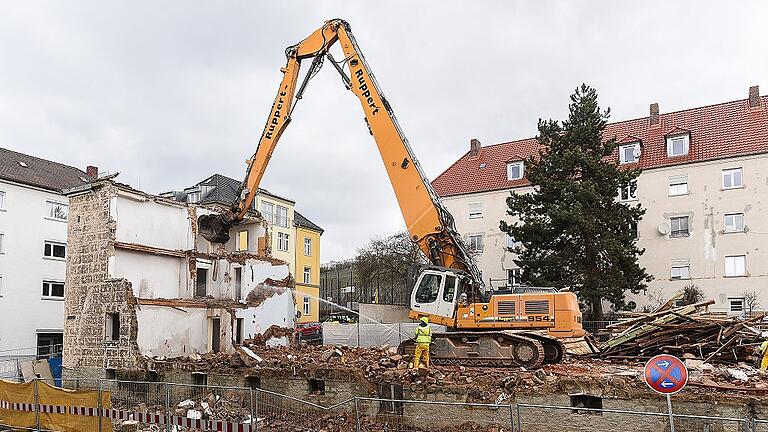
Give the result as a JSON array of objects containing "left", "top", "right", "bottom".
[
  {"left": 469, "top": 138, "right": 481, "bottom": 156},
  {"left": 649, "top": 103, "right": 660, "bottom": 127},
  {"left": 86, "top": 165, "right": 99, "bottom": 179},
  {"left": 749, "top": 85, "right": 761, "bottom": 109}
]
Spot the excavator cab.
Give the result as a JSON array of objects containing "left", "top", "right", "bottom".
[{"left": 408, "top": 266, "right": 470, "bottom": 325}]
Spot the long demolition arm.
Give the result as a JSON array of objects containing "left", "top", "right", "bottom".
[{"left": 206, "top": 19, "right": 482, "bottom": 288}]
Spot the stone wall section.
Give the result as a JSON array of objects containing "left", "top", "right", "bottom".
[{"left": 63, "top": 182, "right": 144, "bottom": 379}]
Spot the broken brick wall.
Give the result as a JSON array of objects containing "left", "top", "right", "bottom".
[{"left": 63, "top": 182, "right": 144, "bottom": 380}]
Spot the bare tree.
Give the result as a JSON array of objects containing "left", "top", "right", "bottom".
[
  {"left": 743, "top": 290, "right": 761, "bottom": 316},
  {"left": 354, "top": 231, "right": 426, "bottom": 304}
]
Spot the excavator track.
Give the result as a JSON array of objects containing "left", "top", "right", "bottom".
[{"left": 399, "top": 331, "right": 548, "bottom": 369}]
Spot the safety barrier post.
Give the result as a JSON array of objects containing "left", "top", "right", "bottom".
[
  {"left": 354, "top": 397, "right": 361, "bottom": 432},
  {"left": 249, "top": 387, "right": 255, "bottom": 432},
  {"left": 34, "top": 378, "right": 40, "bottom": 432},
  {"left": 508, "top": 403, "right": 515, "bottom": 432},
  {"left": 516, "top": 403, "right": 522, "bottom": 432},
  {"left": 165, "top": 382, "right": 171, "bottom": 432},
  {"left": 97, "top": 379, "right": 103, "bottom": 432}
]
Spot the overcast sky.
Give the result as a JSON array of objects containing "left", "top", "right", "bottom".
[{"left": 2, "top": 1, "right": 767, "bottom": 261}]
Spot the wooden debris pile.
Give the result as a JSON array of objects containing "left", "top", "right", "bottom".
[{"left": 600, "top": 300, "right": 765, "bottom": 364}]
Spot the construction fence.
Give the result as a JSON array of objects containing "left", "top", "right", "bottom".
[
  {"left": 1, "top": 378, "right": 767, "bottom": 431},
  {"left": 321, "top": 323, "right": 446, "bottom": 347}
]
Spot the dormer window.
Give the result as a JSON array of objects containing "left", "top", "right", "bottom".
[
  {"left": 186, "top": 190, "right": 201, "bottom": 203},
  {"left": 507, "top": 161, "right": 524, "bottom": 180},
  {"left": 666, "top": 134, "right": 690, "bottom": 157},
  {"left": 619, "top": 143, "right": 640, "bottom": 164}
]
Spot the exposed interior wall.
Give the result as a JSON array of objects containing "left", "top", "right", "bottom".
[
  {"left": 236, "top": 289, "right": 296, "bottom": 340},
  {"left": 112, "top": 250, "right": 185, "bottom": 299},
  {"left": 136, "top": 306, "right": 234, "bottom": 357}
]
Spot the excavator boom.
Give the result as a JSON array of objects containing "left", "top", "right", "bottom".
[
  {"left": 199, "top": 19, "right": 584, "bottom": 368},
  {"left": 199, "top": 19, "right": 482, "bottom": 289}
]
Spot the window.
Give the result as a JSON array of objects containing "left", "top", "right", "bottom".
[
  {"left": 43, "top": 241, "right": 66, "bottom": 259},
  {"left": 724, "top": 213, "right": 745, "bottom": 232},
  {"left": 666, "top": 134, "right": 689, "bottom": 157},
  {"left": 506, "top": 234, "right": 521, "bottom": 249},
  {"left": 303, "top": 266, "right": 312, "bottom": 284},
  {"left": 186, "top": 191, "right": 201, "bottom": 203},
  {"left": 246, "top": 376, "right": 261, "bottom": 389},
  {"left": 210, "top": 318, "right": 221, "bottom": 353},
  {"left": 235, "top": 318, "right": 244, "bottom": 345},
  {"left": 277, "top": 232, "right": 289, "bottom": 252},
  {"left": 668, "top": 175, "right": 688, "bottom": 196},
  {"left": 670, "top": 216, "right": 689, "bottom": 237},
  {"left": 507, "top": 268, "right": 521, "bottom": 287},
  {"left": 192, "top": 372, "right": 208, "bottom": 387},
  {"left": 42, "top": 280, "right": 65, "bottom": 298},
  {"left": 0, "top": 190, "right": 5, "bottom": 210},
  {"left": 729, "top": 298, "right": 745, "bottom": 314},
  {"left": 671, "top": 264, "right": 690, "bottom": 280},
  {"left": 507, "top": 161, "right": 524, "bottom": 180},
  {"left": 467, "top": 234, "right": 484, "bottom": 252},
  {"left": 234, "top": 267, "right": 242, "bottom": 300},
  {"left": 36, "top": 333, "right": 63, "bottom": 357},
  {"left": 105, "top": 369, "right": 116, "bottom": 380},
  {"left": 308, "top": 378, "right": 325, "bottom": 395},
  {"left": 722, "top": 168, "right": 743, "bottom": 189},
  {"left": 619, "top": 143, "right": 639, "bottom": 164},
  {"left": 468, "top": 202, "right": 483, "bottom": 219},
  {"left": 275, "top": 205, "right": 289, "bottom": 228},
  {"left": 237, "top": 230, "right": 248, "bottom": 251},
  {"left": 443, "top": 275, "right": 456, "bottom": 302},
  {"left": 106, "top": 312, "right": 120, "bottom": 341},
  {"left": 0, "top": 233, "right": 4, "bottom": 253},
  {"left": 303, "top": 296, "right": 311, "bottom": 316},
  {"left": 725, "top": 255, "right": 746, "bottom": 277},
  {"left": 629, "top": 220, "right": 639, "bottom": 239},
  {"left": 260, "top": 202, "right": 275, "bottom": 223},
  {"left": 570, "top": 395, "right": 603, "bottom": 415},
  {"left": 46, "top": 201, "right": 68, "bottom": 221},
  {"left": 618, "top": 181, "right": 638, "bottom": 201},
  {"left": 304, "top": 237, "right": 312, "bottom": 256},
  {"left": 415, "top": 274, "right": 442, "bottom": 304},
  {"left": 195, "top": 268, "right": 208, "bottom": 297}
]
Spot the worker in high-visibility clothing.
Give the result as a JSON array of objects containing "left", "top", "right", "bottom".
[
  {"left": 412, "top": 316, "right": 432, "bottom": 369},
  {"left": 760, "top": 339, "right": 768, "bottom": 370}
]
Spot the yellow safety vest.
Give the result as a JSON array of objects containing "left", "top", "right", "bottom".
[{"left": 415, "top": 325, "right": 432, "bottom": 344}]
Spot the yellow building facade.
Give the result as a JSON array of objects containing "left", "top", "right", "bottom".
[{"left": 293, "top": 212, "right": 323, "bottom": 323}]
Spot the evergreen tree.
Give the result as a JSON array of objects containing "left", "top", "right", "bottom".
[{"left": 500, "top": 84, "right": 651, "bottom": 320}]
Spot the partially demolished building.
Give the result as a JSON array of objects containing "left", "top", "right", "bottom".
[{"left": 61, "top": 178, "right": 295, "bottom": 380}]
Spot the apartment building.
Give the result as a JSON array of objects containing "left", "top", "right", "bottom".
[
  {"left": 163, "top": 174, "right": 323, "bottom": 323},
  {"left": 0, "top": 148, "right": 95, "bottom": 357},
  {"left": 294, "top": 211, "right": 323, "bottom": 323},
  {"left": 432, "top": 86, "right": 768, "bottom": 314}
]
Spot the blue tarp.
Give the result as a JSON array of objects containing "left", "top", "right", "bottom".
[{"left": 47, "top": 356, "right": 62, "bottom": 387}]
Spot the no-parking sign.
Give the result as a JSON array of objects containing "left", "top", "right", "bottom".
[{"left": 644, "top": 354, "right": 688, "bottom": 394}]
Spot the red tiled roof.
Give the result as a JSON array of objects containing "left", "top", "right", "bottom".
[{"left": 432, "top": 95, "right": 768, "bottom": 197}]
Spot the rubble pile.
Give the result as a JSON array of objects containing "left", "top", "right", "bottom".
[{"left": 600, "top": 300, "right": 765, "bottom": 365}]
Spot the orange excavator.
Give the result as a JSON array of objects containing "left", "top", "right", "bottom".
[{"left": 199, "top": 19, "right": 585, "bottom": 368}]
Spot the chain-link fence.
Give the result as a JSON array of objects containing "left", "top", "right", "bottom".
[{"left": 3, "top": 378, "right": 768, "bottom": 432}]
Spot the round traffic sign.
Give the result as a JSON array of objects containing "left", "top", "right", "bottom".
[{"left": 643, "top": 354, "right": 688, "bottom": 394}]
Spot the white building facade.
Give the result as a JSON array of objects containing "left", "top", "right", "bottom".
[
  {"left": 432, "top": 86, "right": 768, "bottom": 314},
  {"left": 0, "top": 148, "right": 94, "bottom": 362}
]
